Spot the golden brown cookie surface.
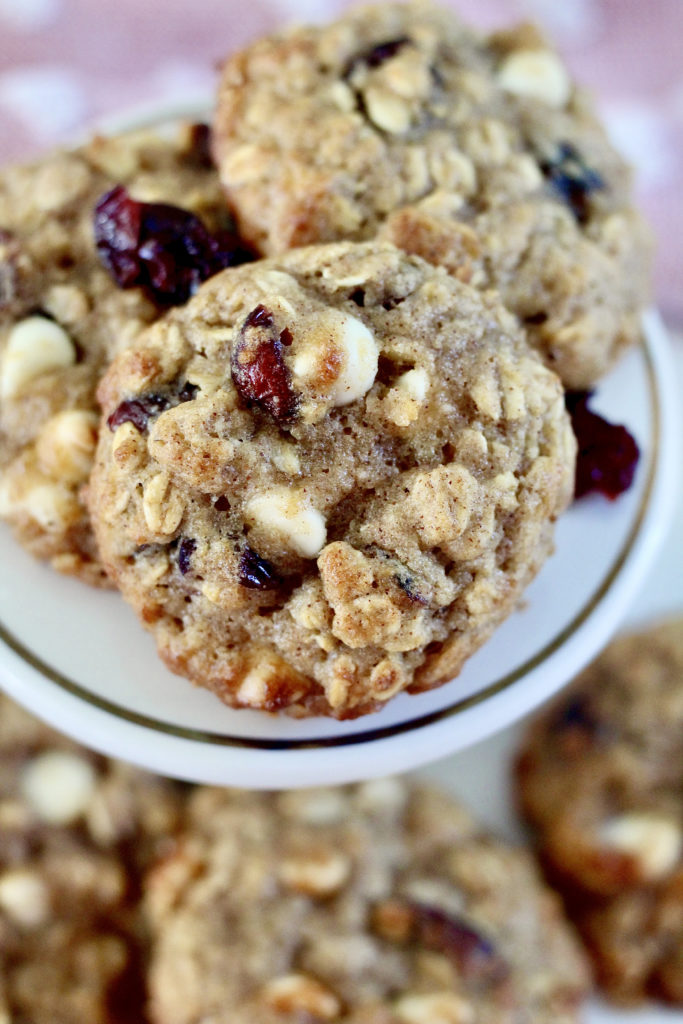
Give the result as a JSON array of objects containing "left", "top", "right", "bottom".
[
  {"left": 89, "top": 241, "right": 575, "bottom": 717},
  {"left": 0, "top": 124, "right": 237, "bottom": 584},
  {"left": 213, "top": 2, "right": 651, "bottom": 388}
]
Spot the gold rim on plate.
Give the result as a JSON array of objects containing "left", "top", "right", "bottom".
[{"left": 0, "top": 338, "right": 660, "bottom": 750}]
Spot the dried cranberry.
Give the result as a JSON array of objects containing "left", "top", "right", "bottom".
[
  {"left": 238, "top": 546, "right": 282, "bottom": 590},
  {"left": 566, "top": 391, "right": 639, "bottom": 500},
  {"left": 343, "top": 38, "right": 411, "bottom": 99},
  {"left": 94, "top": 186, "right": 253, "bottom": 306},
  {"left": 177, "top": 537, "right": 196, "bottom": 575},
  {"left": 395, "top": 573, "right": 427, "bottom": 605},
  {"left": 363, "top": 37, "right": 410, "bottom": 68},
  {"left": 553, "top": 695, "right": 599, "bottom": 734},
  {"left": 107, "top": 380, "right": 197, "bottom": 433},
  {"left": 177, "top": 381, "right": 199, "bottom": 403},
  {"left": 231, "top": 305, "right": 298, "bottom": 423},
  {"left": 540, "top": 142, "right": 604, "bottom": 224},
  {"left": 107, "top": 394, "right": 171, "bottom": 432},
  {"left": 410, "top": 904, "right": 507, "bottom": 984}
]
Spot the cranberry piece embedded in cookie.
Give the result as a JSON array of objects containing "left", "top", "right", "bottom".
[
  {"left": 177, "top": 538, "right": 196, "bottom": 575},
  {"left": 94, "top": 186, "right": 252, "bottom": 306},
  {"left": 363, "top": 37, "right": 410, "bottom": 68},
  {"left": 410, "top": 903, "right": 508, "bottom": 984},
  {"left": 231, "top": 305, "right": 298, "bottom": 423},
  {"left": 107, "top": 394, "right": 171, "bottom": 433},
  {"left": 551, "top": 694, "right": 610, "bottom": 755},
  {"left": 540, "top": 143, "right": 604, "bottom": 224},
  {"left": 395, "top": 572, "right": 428, "bottom": 606},
  {"left": 94, "top": 185, "right": 142, "bottom": 288},
  {"left": 566, "top": 391, "right": 639, "bottom": 500},
  {"left": 107, "top": 380, "right": 198, "bottom": 434},
  {"left": 238, "top": 546, "right": 282, "bottom": 590}
]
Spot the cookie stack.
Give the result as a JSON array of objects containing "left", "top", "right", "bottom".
[{"left": 0, "top": 2, "right": 650, "bottom": 720}]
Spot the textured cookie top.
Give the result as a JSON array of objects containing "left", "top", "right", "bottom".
[
  {"left": 517, "top": 619, "right": 683, "bottom": 1004},
  {"left": 0, "top": 693, "right": 182, "bottom": 1024},
  {"left": 213, "top": 2, "right": 651, "bottom": 387},
  {"left": 144, "top": 779, "right": 589, "bottom": 1024},
  {"left": 89, "top": 241, "right": 575, "bottom": 717},
  {"left": 0, "top": 124, "right": 237, "bottom": 584}
]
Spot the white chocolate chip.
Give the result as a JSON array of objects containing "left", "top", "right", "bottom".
[
  {"left": 598, "top": 813, "right": 682, "bottom": 880},
  {"left": 21, "top": 482, "right": 79, "bottom": 530},
  {"left": 292, "top": 310, "right": 378, "bottom": 408},
  {"left": 246, "top": 487, "right": 326, "bottom": 558},
  {"left": 396, "top": 367, "right": 429, "bottom": 403},
  {"left": 497, "top": 49, "right": 571, "bottom": 107},
  {"left": 278, "top": 849, "right": 351, "bottom": 897},
  {"left": 262, "top": 974, "right": 341, "bottom": 1020},
  {"left": 1, "top": 316, "right": 76, "bottom": 399},
  {"left": 0, "top": 869, "right": 50, "bottom": 927},
  {"left": 35, "top": 410, "right": 99, "bottom": 484},
  {"left": 271, "top": 442, "right": 301, "bottom": 476},
  {"left": 394, "top": 992, "right": 474, "bottom": 1024},
  {"left": 21, "top": 750, "right": 96, "bottom": 825},
  {"left": 142, "top": 472, "right": 185, "bottom": 536}
]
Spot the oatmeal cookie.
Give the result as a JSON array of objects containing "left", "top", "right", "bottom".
[
  {"left": 213, "top": 2, "right": 651, "bottom": 388},
  {"left": 0, "top": 691, "right": 183, "bottom": 1024},
  {"left": 517, "top": 618, "right": 683, "bottom": 1005},
  {"left": 0, "top": 123, "right": 243, "bottom": 585},
  {"left": 144, "top": 778, "right": 590, "bottom": 1024},
  {"left": 89, "top": 240, "right": 575, "bottom": 717}
]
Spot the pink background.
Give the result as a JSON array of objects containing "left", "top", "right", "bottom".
[{"left": 0, "top": 0, "right": 681, "bottom": 321}]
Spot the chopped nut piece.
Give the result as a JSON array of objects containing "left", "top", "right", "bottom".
[
  {"left": 262, "top": 974, "right": 341, "bottom": 1019},
  {"left": 394, "top": 992, "right": 474, "bottom": 1024},
  {"left": 278, "top": 849, "right": 351, "bottom": 897}
]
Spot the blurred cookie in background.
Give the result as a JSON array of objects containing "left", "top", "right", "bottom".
[
  {"left": 0, "top": 692, "right": 184, "bottom": 1024},
  {"left": 213, "top": 2, "right": 651, "bottom": 388},
  {"left": 144, "top": 778, "right": 590, "bottom": 1024},
  {"left": 517, "top": 618, "right": 683, "bottom": 1005}
]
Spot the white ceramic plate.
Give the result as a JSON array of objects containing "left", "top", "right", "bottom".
[{"left": 0, "top": 310, "right": 678, "bottom": 787}]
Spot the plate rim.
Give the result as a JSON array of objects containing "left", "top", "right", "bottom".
[{"left": 0, "top": 308, "right": 679, "bottom": 785}]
